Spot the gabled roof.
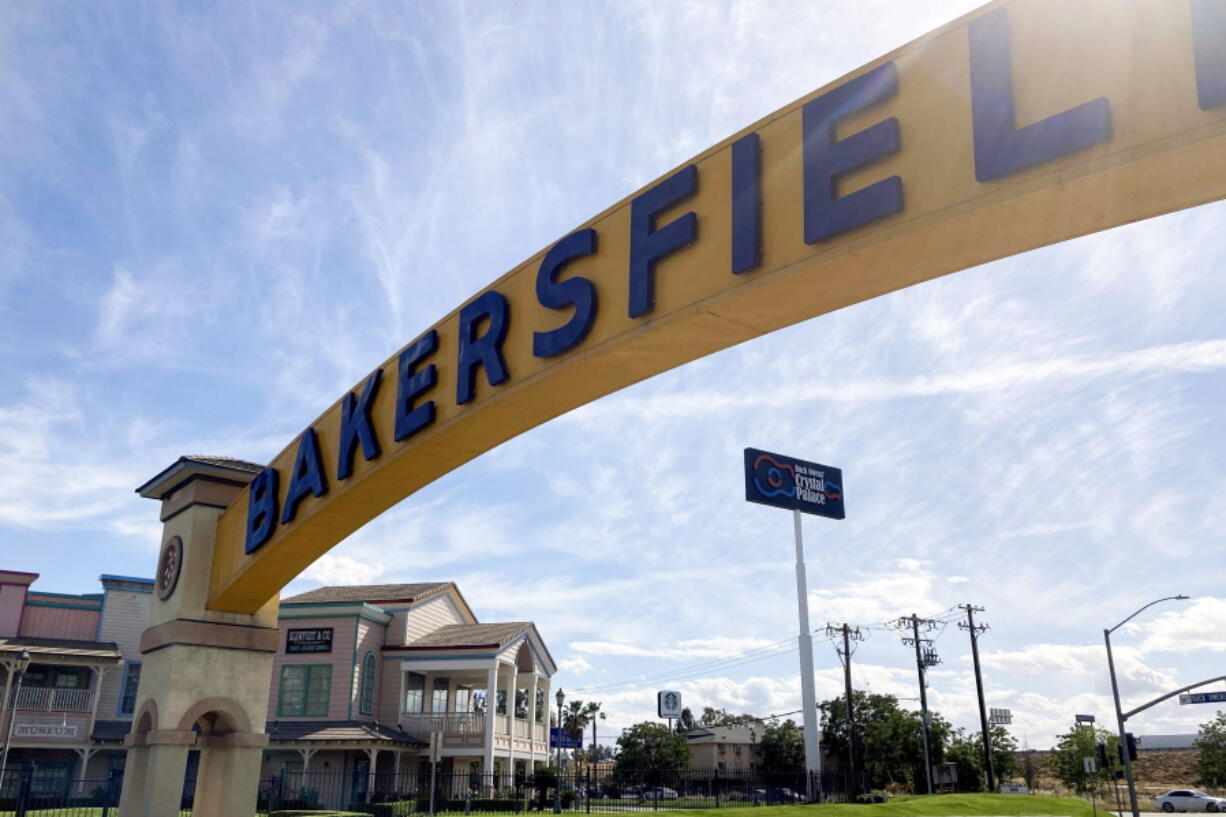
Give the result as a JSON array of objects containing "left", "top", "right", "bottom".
[
  {"left": 403, "top": 622, "right": 532, "bottom": 649},
  {"left": 283, "top": 582, "right": 454, "bottom": 606},
  {"left": 135, "top": 455, "right": 263, "bottom": 499},
  {"left": 267, "top": 720, "right": 426, "bottom": 745}
]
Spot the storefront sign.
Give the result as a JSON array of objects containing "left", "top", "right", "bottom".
[
  {"left": 286, "top": 628, "right": 333, "bottom": 654},
  {"left": 15, "top": 721, "right": 79, "bottom": 739}
]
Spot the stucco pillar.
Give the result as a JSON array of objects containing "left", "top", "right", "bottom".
[
  {"left": 117, "top": 459, "right": 279, "bottom": 817},
  {"left": 194, "top": 740, "right": 266, "bottom": 817}
]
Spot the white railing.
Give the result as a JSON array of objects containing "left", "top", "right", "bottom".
[
  {"left": 12, "top": 687, "right": 94, "bottom": 713},
  {"left": 400, "top": 712, "right": 485, "bottom": 736},
  {"left": 399, "top": 712, "right": 548, "bottom": 742}
]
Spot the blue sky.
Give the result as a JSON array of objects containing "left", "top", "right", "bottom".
[{"left": 2, "top": 0, "right": 1225, "bottom": 748}]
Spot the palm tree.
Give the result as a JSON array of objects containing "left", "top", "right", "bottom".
[{"left": 583, "top": 701, "right": 606, "bottom": 775}]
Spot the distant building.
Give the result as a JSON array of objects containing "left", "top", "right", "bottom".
[
  {"left": 685, "top": 725, "right": 763, "bottom": 773},
  {"left": 1137, "top": 734, "right": 1199, "bottom": 751},
  {"left": 1, "top": 569, "right": 556, "bottom": 803}
]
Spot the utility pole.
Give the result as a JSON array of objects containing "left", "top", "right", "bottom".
[
  {"left": 897, "top": 614, "right": 940, "bottom": 795},
  {"left": 826, "top": 623, "right": 864, "bottom": 794},
  {"left": 959, "top": 604, "right": 995, "bottom": 793}
]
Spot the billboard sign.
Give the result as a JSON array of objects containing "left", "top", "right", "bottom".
[
  {"left": 744, "top": 449, "right": 844, "bottom": 519},
  {"left": 658, "top": 690, "right": 683, "bottom": 719}
]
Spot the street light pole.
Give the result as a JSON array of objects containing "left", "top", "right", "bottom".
[
  {"left": 1104, "top": 595, "right": 1189, "bottom": 817},
  {"left": 1, "top": 651, "right": 31, "bottom": 772},
  {"left": 555, "top": 689, "right": 565, "bottom": 814}
]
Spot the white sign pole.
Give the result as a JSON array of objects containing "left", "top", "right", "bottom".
[{"left": 792, "top": 509, "right": 822, "bottom": 799}]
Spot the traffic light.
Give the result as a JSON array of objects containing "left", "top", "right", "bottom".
[
  {"left": 1126, "top": 733, "right": 1139, "bottom": 762},
  {"left": 1096, "top": 742, "right": 1109, "bottom": 769}
]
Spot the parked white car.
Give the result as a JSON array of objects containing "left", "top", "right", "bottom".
[{"left": 1155, "top": 790, "right": 1226, "bottom": 812}]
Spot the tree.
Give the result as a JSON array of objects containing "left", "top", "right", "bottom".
[
  {"left": 582, "top": 701, "right": 606, "bottom": 765},
  {"left": 946, "top": 729, "right": 985, "bottom": 792},
  {"left": 1195, "top": 711, "right": 1226, "bottom": 787},
  {"left": 820, "top": 690, "right": 951, "bottom": 792},
  {"left": 614, "top": 722, "right": 692, "bottom": 785},
  {"left": 674, "top": 707, "right": 698, "bottom": 734},
  {"left": 698, "top": 707, "right": 761, "bottom": 728},
  {"left": 1046, "top": 726, "right": 1117, "bottom": 791},
  {"left": 758, "top": 719, "right": 805, "bottom": 774},
  {"left": 985, "top": 725, "right": 1020, "bottom": 783}
]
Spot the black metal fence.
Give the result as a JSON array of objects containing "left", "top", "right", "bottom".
[
  {"left": 0, "top": 766, "right": 866, "bottom": 815},
  {"left": 0, "top": 766, "right": 123, "bottom": 816},
  {"left": 255, "top": 768, "right": 867, "bottom": 816}
]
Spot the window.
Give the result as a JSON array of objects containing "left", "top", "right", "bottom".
[
  {"left": 455, "top": 687, "right": 472, "bottom": 713},
  {"left": 734, "top": 744, "right": 742, "bottom": 755},
  {"left": 405, "top": 672, "right": 425, "bottom": 713},
  {"left": 277, "top": 665, "right": 331, "bottom": 717},
  {"left": 718, "top": 743, "right": 726, "bottom": 754},
  {"left": 359, "top": 654, "right": 376, "bottom": 716},
  {"left": 54, "top": 669, "right": 85, "bottom": 689},
  {"left": 717, "top": 762, "right": 726, "bottom": 772},
  {"left": 118, "top": 663, "right": 142, "bottom": 716},
  {"left": 431, "top": 677, "right": 450, "bottom": 713}
]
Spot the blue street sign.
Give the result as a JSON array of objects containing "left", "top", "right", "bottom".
[
  {"left": 549, "top": 727, "right": 582, "bottom": 749},
  {"left": 1180, "top": 691, "right": 1226, "bottom": 705},
  {"left": 744, "top": 448, "right": 845, "bottom": 519}
]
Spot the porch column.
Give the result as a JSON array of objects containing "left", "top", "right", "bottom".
[
  {"left": 483, "top": 662, "right": 497, "bottom": 786},
  {"left": 528, "top": 674, "right": 538, "bottom": 770},
  {"left": 505, "top": 665, "right": 518, "bottom": 782},
  {"left": 1, "top": 661, "right": 13, "bottom": 746},
  {"left": 87, "top": 666, "right": 111, "bottom": 748},
  {"left": 367, "top": 748, "right": 379, "bottom": 798},
  {"left": 75, "top": 747, "right": 96, "bottom": 794}
]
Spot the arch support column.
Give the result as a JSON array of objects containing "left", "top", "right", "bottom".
[{"left": 118, "top": 459, "right": 280, "bottom": 817}]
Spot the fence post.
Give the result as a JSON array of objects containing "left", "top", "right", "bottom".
[
  {"left": 14, "top": 765, "right": 33, "bottom": 817},
  {"left": 586, "top": 767, "right": 591, "bottom": 815}
]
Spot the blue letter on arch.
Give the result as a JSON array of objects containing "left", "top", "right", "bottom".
[
  {"left": 1192, "top": 0, "right": 1226, "bottom": 110},
  {"left": 337, "top": 368, "right": 382, "bottom": 481},
  {"left": 281, "top": 427, "right": 328, "bottom": 524},
  {"left": 803, "top": 62, "right": 903, "bottom": 244},
  {"left": 533, "top": 229, "right": 598, "bottom": 359},
  {"left": 245, "top": 466, "right": 279, "bottom": 554},
  {"left": 969, "top": 7, "right": 1111, "bottom": 182},
  {"left": 457, "top": 290, "right": 511, "bottom": 405}
]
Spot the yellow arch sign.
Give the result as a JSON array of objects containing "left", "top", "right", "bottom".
[{"left": 208, "top": 0, "right": 1226, "bottom": 613}]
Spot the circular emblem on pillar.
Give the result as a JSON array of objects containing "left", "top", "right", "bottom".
[{"left": 157, "top": 535, "right": 184, "bottom": 601}]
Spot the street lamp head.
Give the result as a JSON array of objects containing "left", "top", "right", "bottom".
[
  {"left": 556, "top": 688, "right": 564, "bottom": 708},
  {"left": 15, "top": 651, "right": 30, "bottom": 673},
  {"left": 1175, "top": 595, "right": 1191, "bottom": 600}
]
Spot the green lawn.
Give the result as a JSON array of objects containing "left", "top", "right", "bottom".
[
  {"left": 694, "top": 794, "right": 1099, "bottom": 817},
  {"left": 0, "top": 793, "right": 1103, "bottom": 817}
]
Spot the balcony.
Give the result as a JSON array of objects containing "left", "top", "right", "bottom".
[
  {"left": 400, "top": 712, "right": 548, "bottom": 745},
  {"left": 11, "top": 687, "right": 94, "bottom": 713}
]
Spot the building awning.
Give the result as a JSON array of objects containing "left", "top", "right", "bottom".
[
  {"left": 0, "top": 636, "right": 122, "bottom": 663},
  {"left": 267, "top": 720, "right": 426, "bottom": 747}
]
